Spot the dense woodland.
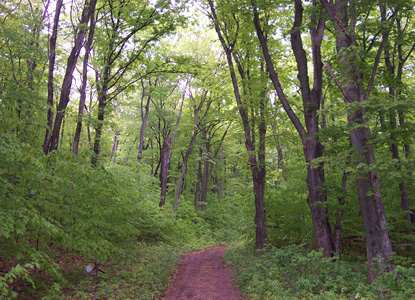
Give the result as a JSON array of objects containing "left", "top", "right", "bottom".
[{"left": 1, "top": 0, "right": 415, "bottom": 298}]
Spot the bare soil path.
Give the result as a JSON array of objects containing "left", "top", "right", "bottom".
[{"left": 162, "top": 245, "right": 244, "bottom": 300}]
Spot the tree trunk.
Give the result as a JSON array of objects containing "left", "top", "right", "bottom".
[
  {"left": 91, "top": 93, "right": 107, "bottom": 165},
  {"left": 320, "top": 0, "right": 393, "bottom": 278},
  {"left": 253, "top": 0, "right": 334, "bottom": 256},
  {"left": 200, "top": 131, "right": 210, "bottom": 211},
  {"left": 384, "top": 25, "right": 413, "bottom": 233},
  {"left": 43, "top": 0, "right": 63, "bottom": 155},
  {"left": 110, "top": 134, "right": 119, "bottom": 163},
  {"left": 174, "top": 91, "right": 208, "bottom": 212},
  {"left": 138, "top": 82, "right": 151, "bottom": 162},
  {"left": 194, "top": 147, "right": 203, "bottom": 210},
  {"left": 159, "top": 135, "right": 170, "bottom": 207},
  {"left": 334, "top": 172, "right": 348, "bottom": 255},
  {"left": 159, "top": 77, "right": 188, "bottom": 207},
  {"left": 217, "top": 151, "right": 225, "bottom": 204},
  {"left": 73, "top": 3, "right": 96, "bottom": 156},
  {"left": 48, "top": 0, "right": 97, "bottom": 153},
  {"left": 209, "top": 0, "right": 266, "bottom": 250}
]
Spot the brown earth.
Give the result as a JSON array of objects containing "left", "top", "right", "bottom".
[{"left": 162, "top": 245, "right": 244, "bottom": 300}]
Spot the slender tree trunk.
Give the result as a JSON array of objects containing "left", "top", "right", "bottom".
[
  {"left": 272, "top": 123, "right": 284, "bottom": 172},
  {"left": 218, "top": 151, "right": 225, "bottom": 203},
  {"left": 110, "top": 134, "right": 119, "bottom": 163},
  {"left": 159, "top": 77, "right": 188, "bottom": 207},
  {"left": 47, "top": 0, "right": 97, "bottom": 154},
  {"left": 91, "top": 93, "right": 107, "bottom": 165},
  {"left": 209, "top": 0, "right": 266, "bottom": 250},
  {"left": 43, "top": 0, "right": 63, "bottom": 154},
  {"left": 194, "top": 147, "right": 203, "bottom": 210},
  {"left": 174, "top": 91, "right": 208, "bottom": 212},
  {"left": 137, "top": 95, "right": 151, "bottom": 162},
  {"left": 73, "top": 4, "right": 96, "bottom": 156},
  {"left": 334, "top": 172, "right": 348, "bottom": 255},
  {"left": 200, "top": 130, "right": 210, "bottom": 211},
  {"left": 384, "top": 30, "right": 413, "bottom": 233},
  {"left": 138, "top": 81, "right": 151, "bottom": 162},
  {"left": 159, "top": 135, "right": 170, "bottom": 207}
]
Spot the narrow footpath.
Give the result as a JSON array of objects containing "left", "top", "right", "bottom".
[{"left": 162, "top": 245, "right": 244, "bottom": 300}]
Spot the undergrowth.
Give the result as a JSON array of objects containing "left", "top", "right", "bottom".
[{"left": 223, "top": 242, "right": 415, "bottom": 300}]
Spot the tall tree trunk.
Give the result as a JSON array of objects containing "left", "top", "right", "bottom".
[
  {"left": 253, "top": 0, "right": 334, "bottom": 256},
  {"left": 200, "top": 128, "right": 210, "bottom": 211},
  {"left": 209, "top": 0, "right": 266, "bottom": 250},
  {"left": 320, "top": 0, "right": 394, "bottom": 278},
  {"left": 384, "top": 19, "right": 413, "bottom": 233},
  {"left": 47, "top": 0, "right": 97, "bottom": 154},
  {"left": 159, "top": 135, "right": 170, "bottom": 207},
  {"left": 73, "top": 4, "right": 96, "bottom": 155},
  {"left": 159, "top": 77, "right": 188, "bottom": 207},
  {"left": 174, "top": 91, "right": 208, "bottom": 212},
  {"left": 217, "top": 151, "right": 225, "bottom": 203},
  {"left": 91, "top": 92, "right": 107, "bottom": 165},
  {"left": 110, "top": 134, "right": 119, "bottom": 163},
  {"left": 43, "top": 0, "right": 63, "bottom": 155},
  {"left": 194, "top": 147, "right": 203, "bottom": 209},
  {"left": 137, "top": 92, "right": 151, "bottom": 162}
]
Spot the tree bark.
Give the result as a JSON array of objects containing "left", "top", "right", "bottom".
[
  {"left": 320, "top": 0, "right": 394, "bottom": 277},
  {"left": 334, "top": 172, "right": 348, "bottom": 255},
  {"left": 137, "top": 84, "right": 151, "bottom": 162},
  {"left": 73, "top": 3, "right": 96, "bottom": 156},
  {"left": 200, "top": 127, "right": 210, "bottom": 211},
  {"left": 91, "top": 86, "right": 108, "bottom": 165},
  {"left": 158, "top": 77, "right": 188, "bottom": 207},
  {"left": 110, "top": 133, "right": 119, "bottom": 163},
  {"left": 384, "top": 14, "right": 413, "bottom": 233},
  {"left": 47, "top": 0, "right": 97, "bottom": 154},
  {"left": 253, "top": 0, "right": 334, "bottom": 256},
  {"left": 43, "top": 0, "right": 63, "bottom": 155},
  {"left": 194, "top": 147, "right": 203, "bottom": 210},
  {"left": 209, "top": 0, "right": 266, "bottom": 250},
  {"left": 159, "top": 135, "right": 170, "bottom": 206},
  {"left": 174, "top": 91, "right": 208, "bottom": 212}
]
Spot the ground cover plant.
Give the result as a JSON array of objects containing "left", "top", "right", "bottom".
[{"left": 224, "top": 242, "right": 415, "bottom": 300}]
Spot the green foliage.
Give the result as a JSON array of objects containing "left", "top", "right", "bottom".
[
  {"left": 62, "top": 242, "right": 181, "bottom": 300},
  {"left": 224, "top": 243, "right": 415, "bottom": 299}
]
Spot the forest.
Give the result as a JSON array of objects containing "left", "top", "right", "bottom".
[{"left": 1, "top": 0, "right": 415, "bottom": 298}]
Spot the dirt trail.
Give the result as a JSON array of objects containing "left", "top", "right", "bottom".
[{"left": 162, "top": 245, "right": 244, "bottom": 300}]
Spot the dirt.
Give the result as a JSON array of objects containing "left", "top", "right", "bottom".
[{"left": 162, "top": 245, "right": 244, "bottom": 300}]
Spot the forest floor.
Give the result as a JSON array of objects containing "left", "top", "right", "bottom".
[{"left": 161, "top": 245, "right": 244, "bottom": 300}]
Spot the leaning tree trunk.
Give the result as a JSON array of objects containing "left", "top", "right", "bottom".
[{"left": 47, "top": 0, "right": 97, "bottom": 154}]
